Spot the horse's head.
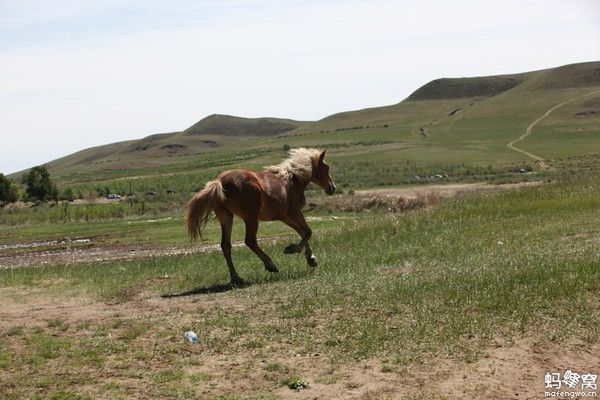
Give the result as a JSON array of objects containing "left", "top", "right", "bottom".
[{"left": 312, "top": 149, "right": 336, "bottom": 195}]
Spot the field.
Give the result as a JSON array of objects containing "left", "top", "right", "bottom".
[{"left": 1, "top": 178, "right": 600, "bottom": 399}]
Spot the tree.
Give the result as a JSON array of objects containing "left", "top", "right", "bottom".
[
  {"left": 59, "top": 188, "right": 75, "bottom": 201},
  {"left": 0, "top": 173, "right": 14, "bottom": 204},
  {"left": 22, "top": 166, "right": 58, "bottom": 202}
]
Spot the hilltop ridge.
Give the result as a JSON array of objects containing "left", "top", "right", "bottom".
[{"left": 184, "top": 114, "right": 306, "bottom": 137}]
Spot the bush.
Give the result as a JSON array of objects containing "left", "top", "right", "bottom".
[{"left": 0, "top": 175, "right": 18, "bottom": 205}]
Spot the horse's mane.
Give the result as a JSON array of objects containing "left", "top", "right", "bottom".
[{"left": 265, "top": 148, "right": 321, "bottom": 182}]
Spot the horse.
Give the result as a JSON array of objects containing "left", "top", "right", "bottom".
[{"left": 185, "top": 148, "right": 336, "bottom": 286}]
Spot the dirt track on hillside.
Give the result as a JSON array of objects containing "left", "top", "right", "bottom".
[{"left": 507, "top": 88, "right": 600, "bottom": 167}]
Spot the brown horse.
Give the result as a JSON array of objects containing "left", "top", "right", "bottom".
[{"left": 185, "top": 148, "right": 336, "bottom": 285}]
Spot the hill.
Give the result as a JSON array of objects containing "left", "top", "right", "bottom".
[
  {"left": 184, "top": 114, "right": 305, "bottom": 137},
  {"left": 12, "top": 61, "right": 600, "bottom": 196},
  {"left": 407, "top": 75, "right": 526, "bottom": 100},
  {"left": 287, "top": 61, "right": 600, "bottom": 134},
  {"left": 10, "top": 115, "right": 308, "bottom": 180}
]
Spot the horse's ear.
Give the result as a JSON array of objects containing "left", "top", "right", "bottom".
[{"left": 319, "top": 148, "right": 327, "bottom": 164}]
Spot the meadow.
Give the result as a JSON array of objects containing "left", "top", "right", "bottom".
[{"left": 1, "top": 177, "right": 599, "bottom": 399}]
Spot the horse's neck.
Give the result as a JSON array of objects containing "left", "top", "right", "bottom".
[{"left": 286, "top": 175, "right": 310, "bottom": 194}]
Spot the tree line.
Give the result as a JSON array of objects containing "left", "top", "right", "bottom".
[{"left": 0, "top": 166, "right": 58, "bottom": 205}]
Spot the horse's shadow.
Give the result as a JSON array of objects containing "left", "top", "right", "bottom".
[
  {"left": 161, "top": 282, "right": 249, "bottom": 298},
  {"left": 161, "top": 268, "right": 312, "bottom": 298}
]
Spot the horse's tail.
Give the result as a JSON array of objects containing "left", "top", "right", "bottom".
[{"left": 185, "top": 179, "right": 226, "bottom": 241}]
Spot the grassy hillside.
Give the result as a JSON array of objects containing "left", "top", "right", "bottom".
[
  {"left": 184, "top": 114, "right": 306, "bottom": 137},
  {"left": 9, "top": 115, "right": 307, "bottom": 180},
  {"left": 10, "top": 61, "right": 600, "bottom": 199},
  {"left": 406, "top": 75, "right": 526, "bottom": 100}
]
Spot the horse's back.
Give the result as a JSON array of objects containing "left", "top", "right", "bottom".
[
  {"left": 216, "top": 169, "right": 286, "bottom": 221},
  {"left": 218, "top": 168, "right": 260, "bottom": 198}
]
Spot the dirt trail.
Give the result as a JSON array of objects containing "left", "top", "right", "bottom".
[
  {"left": 357, "top": 180, "right": 543, "bottom": 199},
  {"left": 0, "top": 237, "right": 288, "bottom": 269},
  {"left": 507, "top": 88, "right": 600, "bottom": 167}
]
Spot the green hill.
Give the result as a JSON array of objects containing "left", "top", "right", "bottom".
[
  {"left": 13, "top": 115, "right": 307, "bottom": 180},
  {"left": 407, "top": 75, "right": 525, "bottom": 100},
  {"left": 184, "top": 114, "right": 306, "bottom": 137},
  {"left": 13, "top": 61, "right": 600, "bottom": 195}
]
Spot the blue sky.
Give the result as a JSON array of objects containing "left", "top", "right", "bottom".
[{"left": 1, "top": 0, "right": 599, "bottom": 174}]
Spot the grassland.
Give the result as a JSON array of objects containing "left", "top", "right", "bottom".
[{"left": 1, "top": 178, "right": 599, "bottom": 399}]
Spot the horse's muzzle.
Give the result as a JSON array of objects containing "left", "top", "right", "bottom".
[{"left": 326, "top": 182, "right": 336, "bottom": 195}]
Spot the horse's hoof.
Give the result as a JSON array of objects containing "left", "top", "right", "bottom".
[
  {"left": 265, "top": 263, "right": 279, "bottom": 273},
  {"left": 230, "top": 277, "right": 248, "bottom": 287},
  {"left": 307, "top": 255, "right": 317, "bottom": 267},
  {"left": 284, "top": 244, "right": 299, "bottom": 254}
]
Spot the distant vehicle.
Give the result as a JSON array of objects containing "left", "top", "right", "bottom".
[
  {"left": 166, "top": 189, "right": 176, "bottom": 194},
  {"left": 146, "top": 191, "right": 157, "bottom": 196},
  {"left": 107, "top": 193, "right": 122, "bottom": 199}
]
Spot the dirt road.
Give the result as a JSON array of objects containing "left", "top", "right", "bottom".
[
  {"left": 507, "top": 88, "right": 600, "bottom": 166},
  {"left": 357, "top": 180, "right": 543, "bottom": 199}
]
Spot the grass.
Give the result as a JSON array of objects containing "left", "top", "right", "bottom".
[
  {"left": 278, "top": 376, "right": 309, "bottom": 391},
  {"left": 1, "top": 177, "right": 599, "bottom": 398}
]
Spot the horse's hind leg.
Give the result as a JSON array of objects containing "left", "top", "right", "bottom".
[
  {"left": 244, "top": 218, "right": 279, "bottom": 273},
  {"left": 215, "top": 208, "right": 245, "bottom": 285}
]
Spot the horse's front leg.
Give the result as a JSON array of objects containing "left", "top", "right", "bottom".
[
  {"left": 283, "top": 213, "right": 317, "bottom": 267},
  {"left": 282, "top": 217, "right": 304, "bottom": 254}
]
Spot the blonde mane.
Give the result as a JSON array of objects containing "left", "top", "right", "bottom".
[{"left": 265, "top": 148, "right": 322, "bottom": 182}]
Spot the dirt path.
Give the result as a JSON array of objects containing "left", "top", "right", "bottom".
[
  {"left": 507, "top": 88, "right": 600, "bottom": 167},
  {"left": 0, "top": 236, "right": 290, "bottom": 269},
  {"left": 357, "top": 180, "right": 543, "bottom": 199}
]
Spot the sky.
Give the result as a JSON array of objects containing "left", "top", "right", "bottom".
[{"left": 1, "top": 0, "right": 599, "bottom": 174}]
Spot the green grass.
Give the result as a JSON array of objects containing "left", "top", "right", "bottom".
[{"left": 1, "top": 177, "right": 599, "bottom": 398}]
